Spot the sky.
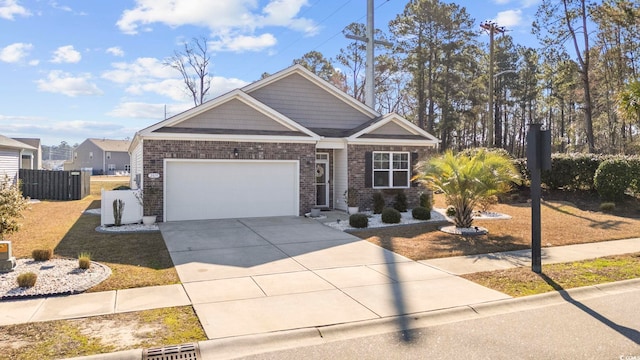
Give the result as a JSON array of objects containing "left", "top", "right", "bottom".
[{"left": 0, "top": 0, "right": 542, "bottom": 147}]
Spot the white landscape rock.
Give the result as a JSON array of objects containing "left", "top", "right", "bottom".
[
  {"left": 325, "top": 209, "right": 448, "bottom": 231},
  {"left": 0, "top": 259, "right": 111, "bottom": 299}
]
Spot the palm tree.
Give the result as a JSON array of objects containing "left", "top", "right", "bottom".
[
  {"left": 413, "top": 149, "right": 520, "bottom": 228},
  {"left": 617, "top": 80, "right": 640, "bottom": 124}
]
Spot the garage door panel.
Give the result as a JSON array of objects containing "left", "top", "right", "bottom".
[{"left": 165, "top": 160, "right": 298, "bottom": 221}]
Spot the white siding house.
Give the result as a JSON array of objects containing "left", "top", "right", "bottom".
[{"left": 0, "top": 135, "right": 37, "bottom": 183}]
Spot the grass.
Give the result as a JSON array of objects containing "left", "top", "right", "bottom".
[
  {"left": 462, "top": 252, "right": 640, "bottom": 297},
  {"left": 0, "top": 306, "right": 206, "bottom": 360},
  {"left": 10, "top": 178, "right": 179, "bottom": 292},
  {"left": 354, "top": 193, "right": 640, "bottom": 260}
]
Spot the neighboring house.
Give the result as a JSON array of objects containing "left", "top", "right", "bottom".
[
  {"left": 0, "top": 135, "right": 37, "bottom": 183},
  {"left": 13, "top": 138, "right": 42, "bottom": 170},
  {"left": 65, "top": 138, "right": 131, "bottom": 175},
  {"left": 129, "top": 65, "right": 439, "bottom": 222}
]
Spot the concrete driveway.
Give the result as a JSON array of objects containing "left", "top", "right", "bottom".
[{"left": 160, "top": 216, "right": 510, "bottom": 339}]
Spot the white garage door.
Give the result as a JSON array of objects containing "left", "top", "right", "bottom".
[{"left": 165, "top": 160, "right": 299, "bottom": 221}]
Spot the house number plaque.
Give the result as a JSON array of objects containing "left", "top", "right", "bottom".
[{"left": 148, "top": 173, "right": 160, "bottom": 179}]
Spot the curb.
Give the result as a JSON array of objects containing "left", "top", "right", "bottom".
[{"left": 63, "top": 279, "right": 640, "bottom": 360}]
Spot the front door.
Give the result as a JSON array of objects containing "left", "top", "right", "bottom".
[{"left": 315, "top": 153, "right": 329, "bottom": 207}]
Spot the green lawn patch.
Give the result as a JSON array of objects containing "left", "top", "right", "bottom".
[{"left": 462, "top": 252, "right": 640, "bottom": 297}]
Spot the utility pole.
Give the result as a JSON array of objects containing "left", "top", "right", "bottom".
[
  {"left": 345, "top": 0, "right": 392, "bottom": 109},
  {"left": 481, "top": 21, "right": 505, "bottom": 148}
]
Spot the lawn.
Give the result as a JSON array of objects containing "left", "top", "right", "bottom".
[
  {"left": 462, "top": 252, "right": 640, "bottom": 297},
  {"left": 355, "top": 192, "right": 640, "bottom": 260},
  {"left": 10, "top": 178, "right": 180, "bottom": 292}
]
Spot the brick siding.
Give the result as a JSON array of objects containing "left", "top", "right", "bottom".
[
  {"left": 347, "top": 144, "right": 435, "bottom": 211},
  {"left": 142, "top": 140, "right": 316, "bottom": 220}
]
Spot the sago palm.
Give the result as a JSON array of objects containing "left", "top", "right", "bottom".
[{"left": 413, "top": 149, "right": 520, "bottom": 228}]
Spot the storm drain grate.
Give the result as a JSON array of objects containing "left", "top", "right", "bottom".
[{"left": 143, "top": 343, "right": 201, "bottom": 360}]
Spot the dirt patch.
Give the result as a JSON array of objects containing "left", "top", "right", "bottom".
[
  {"left": 76, "top": 318, "right": 162, "bottom": 351},
  {"left": 0, "top": 307, "right": 206, "bottom": 360}
]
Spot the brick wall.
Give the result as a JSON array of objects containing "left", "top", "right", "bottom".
[
  {"left": 347, "top": 144, "right": 435, "bottom": 211},
  {"left": 142, "top": 140, "right": 316, "bottom": 220}
]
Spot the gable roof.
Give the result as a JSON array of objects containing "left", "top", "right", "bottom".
[
  {"left": 131, "top": 65, "right": 439, "bottom": 149},
  {"left": 348, "top": 113, "right": 440, "bottom": 146},
  {"left": 0, "top": 135, "right": 36, "bottom": 150},
  {"left": 13, "top": 138, "right": 41, "bottom": 149},
  {"left": 88, "top": 138, "right": 131, "bottom": 152},
  {"left": 136, "top": 89, "right": 321, "bottom": 141},
  {"left": 242, "top": 65, "right": 379, "bottom": 120}
]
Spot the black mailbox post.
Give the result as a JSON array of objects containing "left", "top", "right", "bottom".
[{"left": 526, "top": 123, "right": 551, "bottom": 273}]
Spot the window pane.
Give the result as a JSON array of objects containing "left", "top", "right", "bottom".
[
  {"left": 392, "top": 170, "right": 408, "bottom": 187},
  {"left": 374, "top": 153, "right": 390, "bottom": 169},
  {"left": 393, "top": 153, "right": 409, "bottom": 169},
  {"left": 374, "top": 171, "right": 389, "bottom": 187}
]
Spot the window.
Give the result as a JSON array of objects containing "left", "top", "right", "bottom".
[
  {"left": 106, "top": 152, "right": 111, "bottom": 159},
  {"left": 108, "top": 164, "right": 116, "bottom": 171},
  {"left": 124, "top": 164, "right": 131, "bottom": 172},
  {"left": 373, "top": 152, "right": 409, "bottom": 188},
  {"left": 89, "top": 152, "right": 93, "bottom": 159}
]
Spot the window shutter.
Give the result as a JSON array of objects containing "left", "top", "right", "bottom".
[
  {"left": 411, "top": 152, "right": 419, "bottom": 187},
  {"left": 364, "top": 151, "right": 372, "bottom": 188}
]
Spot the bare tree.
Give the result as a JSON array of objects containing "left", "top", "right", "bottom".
[{"left": 165, "top": 37, "right": 212, "bottom": 106}]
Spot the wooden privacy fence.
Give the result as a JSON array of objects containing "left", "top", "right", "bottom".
[{"left": 19, "top": 169, "right": 91, "bottom": 200}]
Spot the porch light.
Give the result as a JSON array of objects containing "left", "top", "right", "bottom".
[{"left": 233, "top": 148, "right": 239, "bottom": 157}]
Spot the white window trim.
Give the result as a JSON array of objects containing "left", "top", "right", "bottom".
[{"left": 372, "top": 151, "right": 410, "bottom": 189}]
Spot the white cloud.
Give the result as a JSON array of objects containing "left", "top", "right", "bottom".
[
  {"left": 49, "top": 1, "right": 71, "bottom": 12},
  {"left": 51, "top": 45, "right": 81, "bottom": 63},
  {"left": 102, "top": 57, "right": 174, "bottom": 84},
  {"left": 0, "top": 0, "right": 31, "bottom": 20},
  {"left": 116, "top": 0, "right": 316, "bottom": 51},
  {"left": 106, "top": 47, "right": 124, "bottom": 57},
  {"left": 209, "top": 33, "right": 277, "bottom": 52},
  {"left": 36, "top": 70, "right": 103, "bottom": 97},
  {"left": 521, "top": 0, "right": 541, "bottom": 8},
  {"left": 28, "top": 59, "right": 39, "bottom": 66},
  {"left": 102, "top": 56, "right": 249, "bottom": 102},
  {"left": 126, "top": 78, "right": 187, "bottom": 101},
  {"left": 495, "top": 9, "right": 523, "bottom": 28},
  {"left": 0, "top": 42, "right": 32, "bottom": 63},
  {"left": 107, "top": 102, "right": 191, "bottom": 119},
  {"left": 493, "top": 0, "right": 511, "bottom": 4}
]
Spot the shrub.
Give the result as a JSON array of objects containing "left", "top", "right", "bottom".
[
  {"left": 381, "top": 208, "right": 401, "bottom": 224},
  {"left": 112, "top": 185, "right": 131, "bottom": 190},
  {"left": 17, "top": 272, "right": 37, "bottom": 288},
  {"left": 393, "top": 191, "right": 408, "bottom": 212},
  {"left": 78, "top": 252, "right": 91, "bottom": 270},
  {"left": 0, "top": 175, "right": 30, "bottom": 240},
  {"left": 372, "top": 192, "right": 385, "bottom": 214},
  {"left": 594, "top": 159, "right": 633, "bottom": 201},
  {"left": 477, "top": 195, "right": 498, "bottom": 212},
  {"left": 412, "top": 206, "right": 431, "bottom": 220},
  {"left": 349, "top": 213, "right": 369, "bottom": 228},
  {"left": 32, "top": 249, "right": 52, "bottom": 261},
  {"left": 419, "top": 192, "right": 433, "bottom": 211},
  {"left": 599, "top": 202, "right": 616, "bottom": 212},
  {"left": 113, "top": 199, "right": 124, "bottom": 226},
  {"left": 344, "top": 188, "right": 359, "bottom": 207},
  {"left": 446, "top": 205, "right": 456, "bottom": 217}
]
